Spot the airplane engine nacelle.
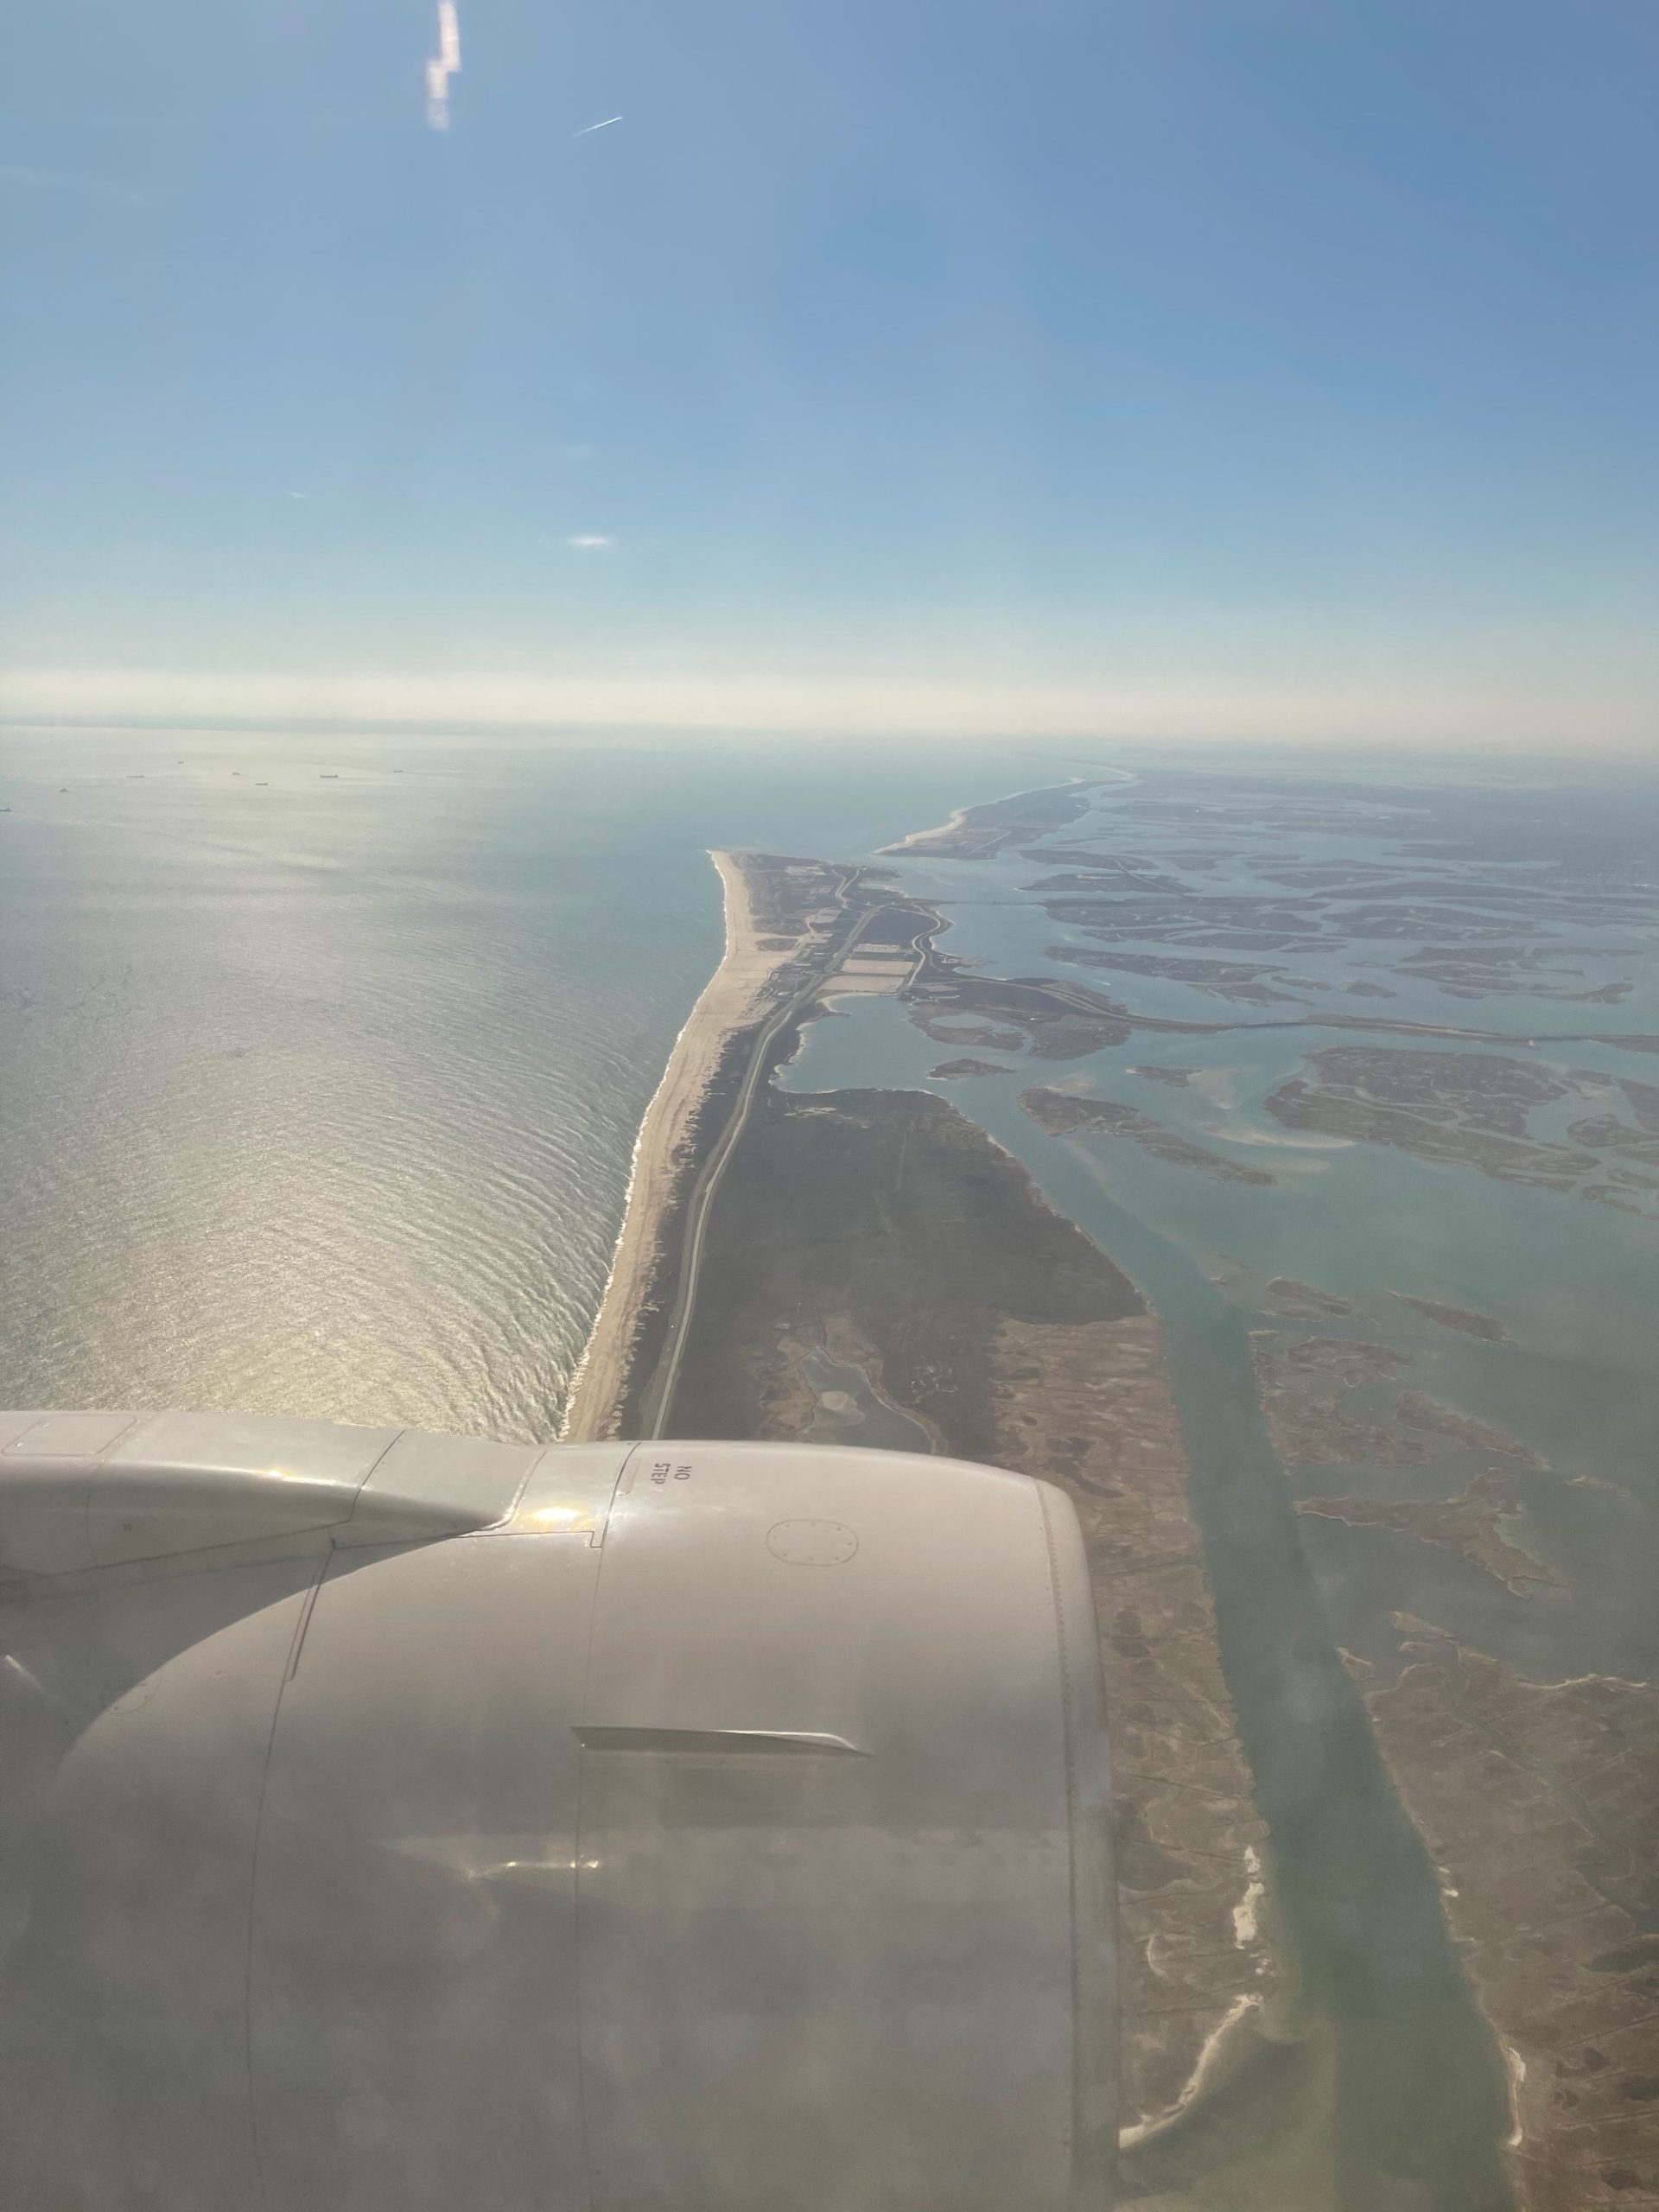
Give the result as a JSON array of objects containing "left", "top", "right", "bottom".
[{"left": 0, "top": 1412, "right": 1114, "bottom": 2211}]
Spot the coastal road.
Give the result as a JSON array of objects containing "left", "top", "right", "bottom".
[{"left": 636, "top": 892, "right": 904, "bottom": 1438}]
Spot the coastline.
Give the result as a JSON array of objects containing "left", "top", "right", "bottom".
[
  {"left": 876, "top": 776, "right": 1097, "bottom": 859},
  {"left": 562, "top": 850, "right": 797, "bottom": 1441}
]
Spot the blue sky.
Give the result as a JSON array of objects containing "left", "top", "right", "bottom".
[{"left": 3, "top": 0, "right": 1656, "bottom": 747}]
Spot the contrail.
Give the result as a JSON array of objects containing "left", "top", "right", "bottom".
[
  {"left": 426, "top": 2, "right": 461, "bottom": 130},
  {"left": 573, "top": 116, "right": 623, "bottom": 137}
]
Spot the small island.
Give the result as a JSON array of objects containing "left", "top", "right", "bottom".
[{"left": 1021, "top": 1086, "right": 1275, "bottom": 1185}]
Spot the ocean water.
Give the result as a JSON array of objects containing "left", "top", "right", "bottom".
[{"left": 0, "top": 725, "right": 1046, "bottom": 1438}]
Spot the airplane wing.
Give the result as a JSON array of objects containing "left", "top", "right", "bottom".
[{"left": 0, "top": 1411, "right": 1113, "bottom": 2211}]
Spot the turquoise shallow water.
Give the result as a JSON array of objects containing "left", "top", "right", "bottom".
[{"left": 783, "top": 766, "right": 1659, "bottom": 1696}]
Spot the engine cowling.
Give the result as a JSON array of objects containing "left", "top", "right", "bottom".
[{"left": 0, "top": 1412, "right": 1114, "bottom": 2211}]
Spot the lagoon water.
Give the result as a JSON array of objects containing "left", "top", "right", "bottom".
[
  {"left": 785, "top": 769, "right": 1659, "bottom": 1690},
  {"left": 778, "top": 763, "right": 1659, "bottom": 2210}
]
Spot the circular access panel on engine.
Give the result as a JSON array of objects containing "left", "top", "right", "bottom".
[{"left": 766, "top": 1518, "right": 859, "bottom": 1566}]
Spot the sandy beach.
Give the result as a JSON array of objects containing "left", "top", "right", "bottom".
[
  {"left": 876, "top": 776, "right": 1097, "bottom": 860},
  {"left": 562, "top": 850, "right": 799, "bottom": 1440}
]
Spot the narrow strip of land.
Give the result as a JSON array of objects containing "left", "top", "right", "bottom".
[
  {"left": 562, "top": 851, "right": 806, "bottom": 1440},
  {"left": 635, "top": 894, "right": 885, "bottom": 1435},
  {"left": 563, "top": 850, "right": 921, "bottom": 1440}
]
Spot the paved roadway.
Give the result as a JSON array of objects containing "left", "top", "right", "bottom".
[{"left": 638, "top": 887, "right": 903, "bottom": 1438}]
